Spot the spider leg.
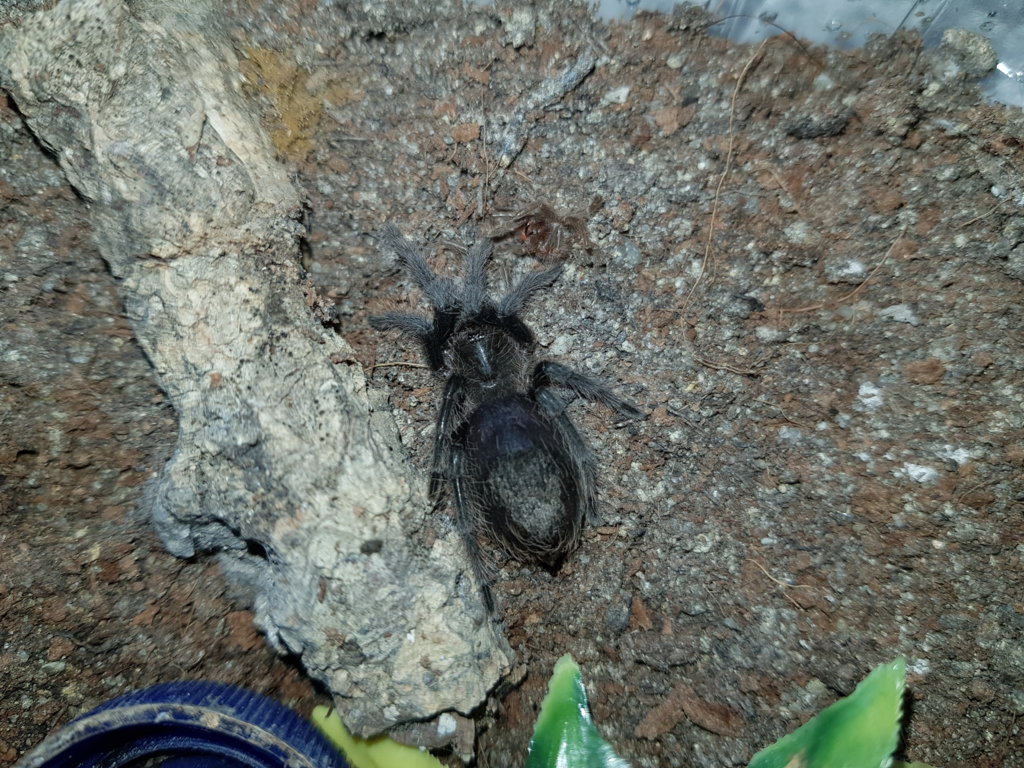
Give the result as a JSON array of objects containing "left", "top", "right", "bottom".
[
  {"left": 452, "top": 446, "right": 495, "bottom": 612},
  {"left": 369, "top": 311, "right": 432, "bottom": 336},
  {"left": 381, "top": 224, "right": 460, "bottom": 310},
  {"left": 461, "top": 238, "right": 493, "bottom": 316},
  {"left": 370, "top": 309, "right": 449, "bottom": 371},
  {"left": 533, "top": 360, "right": 642, "bottom": 419},
  {"left": 498, "top": 264, "right": 563, "bottom": 317},
  {"left": 429, "top": 374, "right": 466, "bottom": 501}
]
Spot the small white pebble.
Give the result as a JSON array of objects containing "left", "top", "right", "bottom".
[
  {"left": 436, "top": 713, "right": 457, "bottom": 737},
  {"left": 939, "top": 445, "right": 972, "bottom": 466},
  {"left": 812, "top": 72, "right": 836, "bottom": 90},
  {"left": 900, "top": 463, "right": 939, "bottom": 483},
  {"left": 908, "top": 658, "right": 931, "bottom": 676},
  {"left": 778, "top": 426, "right": 803, "bottom": 441},
  {"left": 858, "top": 382, "right": 884, "bottom": 410},
  {"left": 879, "top": 304, "right": 920, "bottom": 326},
  {"left": 840, "top": 260, "right": 866, "bottom": 277},
  {"left": 784, "top": 220, "right": 812, "bottom": 244},
  {"left": 601, "top": 85, "right": 631, "bottom": 105},
  {"left": 548, "top": 335, "right": 573, "bottom": 357}
]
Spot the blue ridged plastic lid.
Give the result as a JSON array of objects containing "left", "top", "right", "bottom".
[{"left": 16, "top": 680, "right": 350, "bottom": 768}]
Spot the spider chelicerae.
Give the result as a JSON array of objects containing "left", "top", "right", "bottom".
[{"left": 370, "top": 224, "right": 640, "bottom": 609}]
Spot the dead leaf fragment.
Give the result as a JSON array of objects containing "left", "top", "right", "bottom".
[
  {"left": 903, "top": 357, "right": 946, "bottom": 385},
  {"left": 652, "top": 103, "right": 696, "bottom": 136},
  {"left": 634, "top": 689, "right": 685, "bottom": 739},
  {"left": 652, "top": 107, "right": 681, "bottom": 136},
  {"left": 677, "top": 684, "right": 744, "bottom": 736},
  {"left": 452, "top": 122, "right": 480, "bottom": 143},
  {"left": 634, "top": 682, "right": 744, "bottom": 739},
  {"left": 629, "top": 595, "right": 655, "bottom": 630}
]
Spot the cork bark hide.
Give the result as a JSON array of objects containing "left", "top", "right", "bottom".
[{"left": 0, "top": 0, "right": 510, "bottom": 737}]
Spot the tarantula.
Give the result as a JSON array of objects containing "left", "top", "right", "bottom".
[
  {"left": 488, "top": 200, "right": 597, "bottom": 260},
  {"left": 370, "top": 225, "right": 640, "bottom": 609}
]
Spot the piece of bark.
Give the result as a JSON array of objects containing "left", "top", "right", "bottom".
[
  {"left": 0, "top": 0, "right": 510, "bottom": 737},
  {"left": 634, "top": 682, "right": 744, "bottom": 739}
]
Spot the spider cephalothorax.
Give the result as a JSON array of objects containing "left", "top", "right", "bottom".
[{"left": 371, "top": 224, "right": 639, "bottom": 608}]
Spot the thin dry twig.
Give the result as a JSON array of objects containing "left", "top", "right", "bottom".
[
  {"left": 665, "top": 405, "right": 703, "bottom": 432},
  {"left": 368, "top": 361, "right": 429, "bottom": 374},
  {"left": 694, "top": 356, "right": 761, "bottom": 377},
  {"left": 511, "top": 167, "right": 534, "bottom": 185},
  {"left": 701, "top": 14, "right": 826, "bottom": 77},
  {"left": 777, "top": 229, "right": 906, "bottom": 315},
  {"left": 748, "top": 558, "right": 813, "bottom": 611},
  {"left": 752, "top": 398, "right": 814, "bottom": 430},
  {"left": 680, "top": 38, "right": 769, "bottom": 315},
  {"left": 957, "top": 200, "right": 1003, "bottom": 229},
  {"left": 953, "top": 481, "right": 994, "bottom": 506},
  {"left": 478, "top": 118, "right": 489, "bottom": 221}
]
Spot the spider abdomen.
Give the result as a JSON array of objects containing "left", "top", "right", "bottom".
[{"left": 459, "top": 395, "right": 582, "bottom": 569}]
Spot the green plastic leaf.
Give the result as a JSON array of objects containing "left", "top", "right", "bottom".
[
  {"left": 526, "top": 654, "right": 632, "bottom": 768},
  {"left": 311, "top": 705, "right": 445, "bottom": 768},
  {"left": 749, "top": 658, "right": 907, "bottom": 768}
]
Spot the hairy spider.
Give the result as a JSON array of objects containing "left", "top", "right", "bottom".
[
  {"left": 488, "top": 200, "right": 598, "bottom": 260},
  {"left": 370, "top": 224, "right": 640, "bottom": 609}
]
